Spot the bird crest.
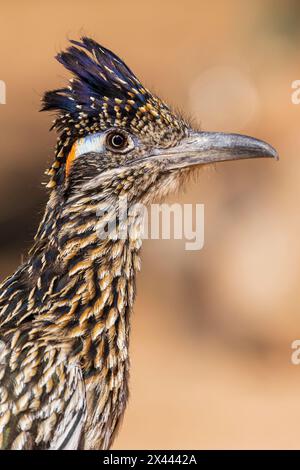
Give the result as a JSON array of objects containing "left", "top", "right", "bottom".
[{"left": 42, "top": 37, "right": 183, "bottom": 187}]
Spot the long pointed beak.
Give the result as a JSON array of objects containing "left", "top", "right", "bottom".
[{"left": 153, "top": 131, "right": 278, "bottom": 170}]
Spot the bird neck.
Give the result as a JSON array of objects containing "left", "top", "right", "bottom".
[{"left": 3, "top": 189, "right": 142, "bottom": 375}]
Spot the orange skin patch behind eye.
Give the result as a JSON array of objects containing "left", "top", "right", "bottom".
[{"left": 65, "top": 142, "right": 77, "bottom": 177}]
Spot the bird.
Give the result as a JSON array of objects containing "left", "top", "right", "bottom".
[{"left": 0, "top": 37, "right": 278, "bottom": 450}]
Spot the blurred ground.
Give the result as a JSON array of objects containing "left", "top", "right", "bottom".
[{"left": 1, "top": 0, "right": 300, "bottom": 449}]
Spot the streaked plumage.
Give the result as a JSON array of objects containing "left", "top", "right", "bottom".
[{"left": 0, "top": 38, "right": 278, "bottom": 449}]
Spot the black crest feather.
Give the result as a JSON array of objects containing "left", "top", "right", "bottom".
[{"left": 42, "top": 37, "right": 146, "bottom": 118}]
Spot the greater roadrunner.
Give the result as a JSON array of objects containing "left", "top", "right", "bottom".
[{"left": 0, "top": 37, "right": 278, "bottom": 449}]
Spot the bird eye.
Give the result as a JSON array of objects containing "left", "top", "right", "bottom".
[{"left": 106, "top": 130, "right": 131, "bottom": 153}]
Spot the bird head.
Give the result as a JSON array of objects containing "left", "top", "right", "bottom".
[{"left": 42, "top": 37, "right": 277, "bottom": 208}]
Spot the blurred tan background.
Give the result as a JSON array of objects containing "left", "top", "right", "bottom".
[{"left": 0, "top": 0, "right": 300, "bottom": 449}]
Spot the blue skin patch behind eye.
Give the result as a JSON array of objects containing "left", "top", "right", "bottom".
[{"left": 75, "top": 133, "right": 106, "bottom": 157}]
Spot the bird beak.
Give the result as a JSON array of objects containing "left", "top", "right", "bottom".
[{"left": 153, "top": 131, "right": 278, "bottom": 169}]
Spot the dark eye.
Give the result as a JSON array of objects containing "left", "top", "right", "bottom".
[{"left": 106, "top": 131, "right": 129, "bottom": 152}]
